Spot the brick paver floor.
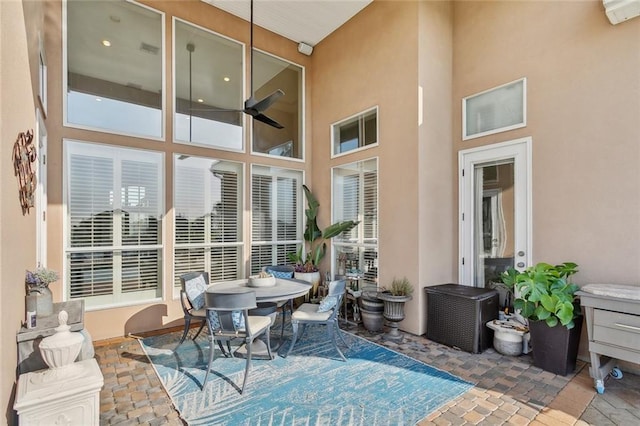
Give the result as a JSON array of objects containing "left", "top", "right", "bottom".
[{"left": 94, "top": 323, "right": 639, "bottom": 425}]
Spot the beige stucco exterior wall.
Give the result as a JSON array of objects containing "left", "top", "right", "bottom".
[
  {"left": 311, "top": 0, "right": 455, "bottom": 335},
  {"left": 453, "top": 1, "right": 640, "bottom": 361},
  {"left": 1, "top": 0, "right": 42, "bottom": 422},
  {"left": 311, "top": 0, "right": 420, "bottom": 332},
  {"left": 44, "top": 0, "right": 312, "bottom": 341},
  {"left": 453, "top": 0, "right": 640, "bottom": 284}
]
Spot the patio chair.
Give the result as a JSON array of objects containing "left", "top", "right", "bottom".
[
  {"left": 177, "top": 271, "right": 209, "bottom": 347},
  {"left": 284, "top": 280, "right": 350, "bottom": 361},
  {"left": 202, "top": 289, "right": 273, "bottom": 393},
  {"left": 262, "top": 265, "right": 303, "bottom": 339}
]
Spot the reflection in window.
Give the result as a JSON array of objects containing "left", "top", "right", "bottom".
[
  {"left": 65, "top": 141, "right": 164, "bottom": 308},
  {"left": 174, "top": 19, "right": 244, "bottom": 150},
  {"left": 250, "top": 166, "right": 302, "bottom": 273},
  {"left": 332, "top": 107, "right": 378, "bottom": 156},
  {"left": 173, "top": 155, "right": 243, "bottom": 288},
  {"left": 332, "top": 158, "right": 378, "bottom": 290},
  {"left": 252, "top": 51, "right": 303, "bottom": 159},
  {"left": 65, "top": 0, "right": 164, "bottom": 138}
]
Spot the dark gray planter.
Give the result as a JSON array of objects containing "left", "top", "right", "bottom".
[
  {"left": 529, "top": 316, "right": 583, "bottom": 376},
  {"left": 377, "top": 292, "right": 412, "bottom": 340}
]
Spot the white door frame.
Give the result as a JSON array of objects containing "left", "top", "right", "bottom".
[
  {"left": 36, "top": 108, "right": 48, "bottom": 267},
  {"left": 458, "top": 137, "right": 532, "bottom": 286}
]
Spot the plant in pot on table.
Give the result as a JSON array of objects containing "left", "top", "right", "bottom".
[
  {"left": 377, "top": 277, "right": 414, "bottom": 340},
  {"left": 288, "top": 184, "right": 358, "bottom": 298},
  {"left": 501, "top": 262, "right": 582, "bottom": 375},
  {"left": 25, "top": 266, "right": 60, "bottom": 317}
]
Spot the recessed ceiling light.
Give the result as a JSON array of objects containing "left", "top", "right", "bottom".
[
  {"left": 223, "top": 77, "right": 230, "bottom": 82},
  {"left": 197, "top": 98, "right": 204, "bottom": 103},
  {"left": 96, "top": 98, "right": 102, "bottom": 102},
  {"left": 102, "top": 40, "right": 111, "bottom": 47}
]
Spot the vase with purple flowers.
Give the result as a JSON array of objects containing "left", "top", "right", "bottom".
[{"left": 25, "top": 267, "right": 59, "bottom": 317}]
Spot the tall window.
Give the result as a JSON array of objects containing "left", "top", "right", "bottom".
[
  {"left": 174, "top": 156, "right": 243, "bottom": 288},
  {"left": 252, "top": 51, "right": 304, "bottom": 159},
  {"left": 65, "top": 0, "right": 164, "bottom": 139},
  {"left": 332, "top": 158, "right": 378, "bottom": 290},
  {"left": 64, "top": 141, "right": 164, "bottom": 308},
  {"left": 332, "top": 107, "right": 378, "bottom": 157},
  {"left": 174, "top": 19, "right": 244, "bottom": 150},
  {"left": 251, "top": 166, "right": 302, "bottom": 274}
]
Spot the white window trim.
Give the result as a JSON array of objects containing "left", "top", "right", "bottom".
[
  {"left": 172, "top": 155, "right": 245, "bottom": 298},
  {"left": 63, "top": 139, "right": 166, "bottom": 310},
  {"left": 249, "top": 48, "right": 306, "bottom": 162},
  {"left": 331, "top": 157, "right": 379, "bottom": 285},
  {"left": 331, "top": 106, "right": 379, "bottom": 159},
  {"left": 172, "top": 17, "right": 247, "bottom": 153},
  {"left": 462, "top": 77, "right": 527, "bottom": 141},
  {"left": 249, "top": 164, "right": 304, "bottom": 272},
  {"left": 62, "top": 0, "right": 167, "bottom": 142}
]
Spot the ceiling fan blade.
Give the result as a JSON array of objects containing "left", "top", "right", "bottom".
[
  {"left": 253, "top": 113, "right": 284, "bottom": 129},
  {"left": 245, "top": 89, "right": 284, "bottom": 113}
]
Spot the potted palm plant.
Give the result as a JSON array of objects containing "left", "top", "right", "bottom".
[
  {"left": 501, "top": 262, "right": 582, "bottom": 375},
  {"left": 377, "top": 277, "right": 414, "bottom": 340},
  {"left": 288, "top": 184, "right": 358, "bottom": 297}
]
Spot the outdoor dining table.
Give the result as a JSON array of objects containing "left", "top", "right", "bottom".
[{"left": 206, "top": 277, "right": 312, "bottom": 354}]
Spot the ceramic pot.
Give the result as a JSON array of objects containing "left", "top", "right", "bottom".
[
  {"left": 294, "top": 271, "right": 321, "bottom": 298},
  {"left": 361, "top": 308, "right": 384, "bottom": 332},
  {"left": 377, "top": 292, "right": 412, "bottom": 340},
  {"left": 29, "top": 286, "right": 53, "bottom": 316}
]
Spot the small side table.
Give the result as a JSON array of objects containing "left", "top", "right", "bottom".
[{"left": 14, "top": 358, "right": 104, "bottom": 425}]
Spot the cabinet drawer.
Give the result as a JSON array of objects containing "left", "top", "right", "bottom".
[{"left": 593, "top": 309, "right": 640, "bottom": 350}]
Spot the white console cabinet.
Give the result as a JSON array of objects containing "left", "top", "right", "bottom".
[{"left": 14, "top": 358, "right": 104, "bottom": 425}]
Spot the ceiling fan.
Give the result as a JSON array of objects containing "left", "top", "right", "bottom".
[
  {"left": 188, "top": 0, "right": 284, "bottom": 130},
  {"left": 243, "top": 0, "right": 285, "bottom": 129}
]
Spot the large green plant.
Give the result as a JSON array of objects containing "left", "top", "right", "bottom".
[
  {"left": 288, "top": 184, "right": 359, "bottom": 272},
  {"left": 501, "top": 262, "right": 580, "bottom": 329}
]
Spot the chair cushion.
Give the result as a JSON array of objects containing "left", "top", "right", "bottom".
[
  {"left": 207, "top": 310, "right": 245, "bottom": 331},
  {"left": 318, "top": 295, "right": 338, "bottom": 312},
  {"left": 292, "top": 303, "right": 333, "bottom": 321},
  {"left": 266, "top": 266, "right": 294, "bottom": 279},
  {"left": 247, "top": 315, "right": 272, "bottom": 335},
  {"left": 185, "top": 274, "right": 208, "bottom": 310},
  {"left": 191, "top": 307, "right": 207, "bottom": 318}
]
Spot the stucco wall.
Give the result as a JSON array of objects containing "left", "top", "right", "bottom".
[
  {"left": 1, "top": 0, "right": 40, "bottom": 423},
  {"left": 453, "top": 1, "right": 640, "bottom": 362},
  {"left": 311, "top": 0, "right": 424, "bottom": 334},
  {"left": 453, "top": 0, "right": 640, "bottom": 285}
]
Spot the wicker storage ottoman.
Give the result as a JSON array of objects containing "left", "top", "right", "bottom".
[{"left": 425, "top": 284, "right": 499, "bottom": 353}]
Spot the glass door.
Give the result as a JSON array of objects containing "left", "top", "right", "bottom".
[{"left": 459, "top": 138, "right": 531, "bottom": 290}]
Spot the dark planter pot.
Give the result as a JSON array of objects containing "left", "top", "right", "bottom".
[
  {"left": 360, "top": 308, "right": 384, "bottom": 332},
  {"left": 529, "top": 315, "right": 583, "bottom": 376}
]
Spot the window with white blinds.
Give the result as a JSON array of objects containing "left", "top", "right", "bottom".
[
  {"left": 332, "top": 158, "right": 378, "bottom": 290},
  {"left": 65, "top": 141, "right": 164, "bottom": 308},
  {"left": 174, "top": 156, "right": 243, "bottom": 288},
  {"left": 250, "top": 166, "right": 302, "bottom": 274}
]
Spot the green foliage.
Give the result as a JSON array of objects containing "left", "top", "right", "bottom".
[
  {"left": 287, "top": 184, "right": 359, "bottom": 272},
  {"left": 386, "top": 277, "right": 414, "bottom": 296},
  {"left": 501, "top": 262, "right": 580, "bottom": 329}
]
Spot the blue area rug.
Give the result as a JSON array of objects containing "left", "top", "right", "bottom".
[{"left": 140, "top": 328, "right": 472, "bottom": 425}]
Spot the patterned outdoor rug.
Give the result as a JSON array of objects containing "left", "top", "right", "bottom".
[{"left": 140, "top": 328, "right": 473, "bottom": 425}]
